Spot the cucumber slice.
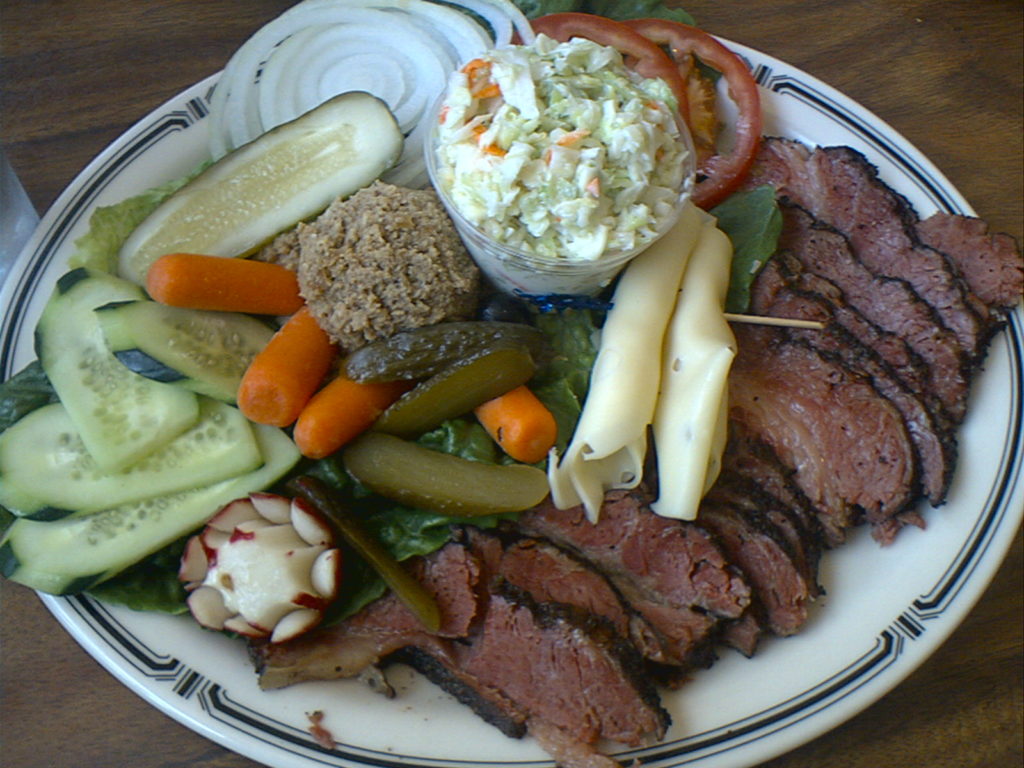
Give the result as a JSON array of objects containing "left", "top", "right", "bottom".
[
  {"left": 0, "top": 397, "right": 262, "bottom": 518},
  {"left": 118, "top": 90, "right": 403, "bottom": 284},
  {"left": 0, "top": 422, "right": 300, "bottom": 595},
  {"left": 36, "top": 268, "right": 200, "bottom": 472},
  {"left": 97, "top": 300, "right": 275, "bottom": 402}
]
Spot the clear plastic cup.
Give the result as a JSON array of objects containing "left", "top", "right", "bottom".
[{"left": 425, "top": 97, "right": 696, "bottom": 298}]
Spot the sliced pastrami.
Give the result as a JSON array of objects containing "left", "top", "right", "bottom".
[
  {"left": 462, "top": 527, "right": 665, "bottom": 664},
  {"left": 707, "top": 470, "right": 822, "bottom": 602},
  {"left": 777, "top": 198, "right": 969, "bottom": 425},
  {"left": 400, "top": 580, "right": 670, "bottom": 755},
  {"left": 746, "top": 142, "right": 972, "bottom": 423},
  {"left": 916, "top": 212, "right": 1023, "bottom": 314},
  {"left": 453, "top": 582, "right": 670, "bottom": 747},
  {"left": 518, "top": 491, "right": 751, "bottom": 668},
  {"left": 722, "top": 422, "right": 828, "bottom": 559},
  {"left": 812, "top": 145, "right": 988, "bottom": 355},
  {"left": 746, "top": 138, "right": 987, "bottom": 359},
  {"left": 697, "top": 495, "right": 813, "bottom": 638},
  {"left": 728, "top": 324, "right": 918, "bottom": 543},
  {"left": 750, "top": 252, "right": 957, "bottom": 508},
  {"left": 250, "top": 539, "right": 484, "bottom": 690}
]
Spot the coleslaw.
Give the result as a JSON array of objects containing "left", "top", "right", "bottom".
[{"left": 432, "top": 34, "right": 693, "bottom": 263}]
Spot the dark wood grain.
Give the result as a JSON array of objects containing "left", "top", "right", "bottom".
[{"left": 0, "top": 2, "right": 1020, "bottom": 767}]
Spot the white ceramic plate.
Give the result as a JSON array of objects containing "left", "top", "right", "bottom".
[{"left": 1, "top": 42, "right": 1021, "bottom": 768}]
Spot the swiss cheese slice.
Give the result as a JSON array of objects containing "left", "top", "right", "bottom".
[{"left": 548, "top": 202, "right": 703, "bottom": 521}]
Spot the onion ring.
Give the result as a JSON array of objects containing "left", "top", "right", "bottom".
[{"left": 208, "top": 0, "right": 534, "bottom": 188}]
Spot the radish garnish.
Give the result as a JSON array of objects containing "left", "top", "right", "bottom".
[{"left": 179, "top": 492, "right": 342, "bottom": 644}]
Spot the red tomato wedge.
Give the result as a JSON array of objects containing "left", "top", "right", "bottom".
[
  {"left": 530, "top": 12, "right": 689, "bottom": 120},
  {"left": 622, "top": 18, "right": 763, "bottom": 209}
]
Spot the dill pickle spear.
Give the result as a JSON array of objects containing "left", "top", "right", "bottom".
[
  {"left": 345, "top": 321, "right": 547, "bottom": 382},
  {"left": 290, "top": 474, "right": 441, "bottom": 633},
  {"left": 343, "top": 433, "right": 550, "bottom": 517},
  {"left": 118, "top": 91, "right": 403, "bottom": 285},
  {"left": 372, "top": 346, "right": 536, "bottom": 438}
]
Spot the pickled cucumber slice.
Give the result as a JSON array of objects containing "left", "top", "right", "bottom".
[
  {"left": 118, "top": 90, "right": 404, "bottom": 285},
  {"left": 343, "top": 433, "right": 550, "bottom": 517},
  {"left": 373, "top": 346, "right": 537, "bottom": 438},
  {"left": 97, "top": 300, "right": 275, "bottom": 402},
  {"left": 0, "top": 422, "right": 301, "bottom": 596},
  {"left": 35, "top": 269, "right": 200, "bottom": 473},
  {"left": 345, "top": 321, "right": 548, "bottom": 382},
  {"left": 0, "top": 397, "right": 262, "bottom": 518},
  {"left": 291, "top": 475, "right": 441, "bottom": 633}
]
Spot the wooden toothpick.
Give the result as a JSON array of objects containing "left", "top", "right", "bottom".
[{"left": 723, "top": 313, "right": 826, "bottom": 330}]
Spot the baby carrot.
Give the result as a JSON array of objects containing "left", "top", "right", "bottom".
[
  {"left": 461, "top": 58, "right": 501, "bottom": 98},
  {"left": 146, "top": 252, "right": 303, "bottom": 315},
  {"left": 556, "top": 128, "right": 591, "bottom": 146},
  {"left": 294, "top": 373, "right": 413, "bottom": 459},
  {"left": 474, "top": 385, "right": 558, "bottom": 464},
  {"left": 237, "top": 307, "right": 336, "bottom": 427}
]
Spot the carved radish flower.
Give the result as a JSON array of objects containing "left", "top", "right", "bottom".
[{"left": 179, "top": 492, "right": 342, "bottom": 643}]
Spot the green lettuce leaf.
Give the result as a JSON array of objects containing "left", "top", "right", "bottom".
[
  {"left": 366, "top": 506, "right": 515, "bottom": 562},
  {"left": 85, "top": 537, "right": 189, "bottom": 613},
  {"left": 327, "top": 503, "right": 515, "bottom": 622},
  {"left": 513, "top": 0, "right": 581, "bottom": 18},
  {"left": 0, "top": 361, "right": 57, "bottom": 432},
  {"left": 329, "top": 555, "right": 388, "bottom": 623},
  {"left": 0, "top": 362, "right": 59, "bottom": 533},
  {"left": 530, "top": 308, "right": 598, "bottom": 452},
  {"left": 533, "top": 308, "right": 598, "bottom": 402},
  {"left": 712, "top": 185, "right": 783, "bottom": 313},
  {"left": 296, "top": 454, "right": 355, "bottom": 496},
  {"left": 582, "top": 0, "right": 694, "bottom": 24},
  {"left": 513, "top": 0, "right": 695, "bottom": 24},
  {"left": 417, "top": 418, "right": 502, "bottom": 464}
]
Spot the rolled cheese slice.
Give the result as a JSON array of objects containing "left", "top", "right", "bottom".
[
  {"left": 548, "top": 202, "right": 703, "bottom": 521},
  {"left": 651, "top": 222, "right": 737, "bottom": 520}
]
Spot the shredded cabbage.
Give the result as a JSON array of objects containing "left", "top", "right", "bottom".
[{"left": 434, "top": 34, "right": 691, "bottom": 261}]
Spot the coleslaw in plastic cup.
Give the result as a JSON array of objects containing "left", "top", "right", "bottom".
[{"left": 426, "top": 34, "right": 696, "bottom": 297}]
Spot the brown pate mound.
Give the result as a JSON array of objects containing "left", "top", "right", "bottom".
[{"left": 289, "top": 180, "right": 479, "bottom": 350}]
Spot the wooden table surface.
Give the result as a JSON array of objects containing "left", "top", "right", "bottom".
[{"left": 1, "top": 1, "right": 1021, "bottom": 766}]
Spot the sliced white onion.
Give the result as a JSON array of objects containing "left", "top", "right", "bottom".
[
  {"left": 442, "top": 0, "right": 536, "bottom": 47},
  {"left": 207, "top": 0, "right": 533, "bottom": 188},
  {"left": 257, "top": 22, "right": 451, "bottom": 134}
]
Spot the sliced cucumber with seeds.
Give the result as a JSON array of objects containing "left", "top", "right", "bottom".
[
  {"left": 0, "top": 422, "right": 301, "bottom": 596},
  {"left": 36, "top": 268, "right": 200, "bottom": 473},
  {"left": 118, "top": 90, "right": 404, "bottom": 284},
  {"left": 0, "top": 397, "right": 262, "bottom": 518},
  {"left": 97, "top": 300, "right": 276, "bottom": 402}
]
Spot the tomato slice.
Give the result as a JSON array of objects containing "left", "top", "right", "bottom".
[
  {"left": 622, "top": 18, "right": 762, "bottom": 209},
  {"left": 678, "top": 59, "right": 719, "bottom": 168},
  {"left": 530, "top": 13, "right": 689, "bottom": 119}
]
